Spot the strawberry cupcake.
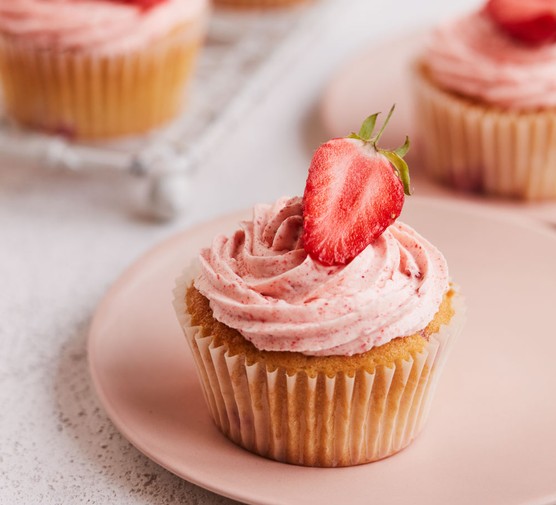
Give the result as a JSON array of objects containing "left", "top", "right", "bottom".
[
  {"left": 173, "top": 109, "right": 465, "bottom": 467},
  {"left": 412, "top": 0, "right": 556, "bottom": 200},
  {"left": 0, "top": 0, "right": 209, "bottom": 139}
]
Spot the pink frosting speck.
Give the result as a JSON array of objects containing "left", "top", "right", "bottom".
[{"left": 194, "top": 196, "right": 450, "bottom": 357}]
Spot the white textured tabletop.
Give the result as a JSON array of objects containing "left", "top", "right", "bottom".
[{"left": 3, "top": 0, "right": 553, "bottom": 503}]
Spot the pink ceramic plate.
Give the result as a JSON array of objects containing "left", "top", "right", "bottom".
[{"left": 89, "top": 198, "right": 556, "bottom": 505}]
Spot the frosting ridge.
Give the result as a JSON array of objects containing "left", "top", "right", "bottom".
[
  {"left": 424, "top": 11, "right": 556, "bottom": 110},
  {"left": 194, "top": 196, "right": 449, "bottom": 357}
]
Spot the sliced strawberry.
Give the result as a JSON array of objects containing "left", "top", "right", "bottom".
[
  {"left": 302, "top": 106, "right": 411, "bottom": 266},
  {"left": 485, "top": 0, "right": 556, "bottom": 46},
  {"left": 108, "top": 0, "right": 166, "bottom": 11}
]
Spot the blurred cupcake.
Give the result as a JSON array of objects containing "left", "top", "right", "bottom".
[
  {"left": 174, "top": 112, "right": 465, "bottom": 467},
  {"left": 0, "top": 0, "right": 209, "bottom": 140},
  {"left": 412, "top": 0, "right": 556, "bottom": 200}
]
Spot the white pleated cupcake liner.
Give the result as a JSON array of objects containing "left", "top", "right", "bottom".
[
  {"left": 173, "top": 264, "right": 465, "bottom": 467},
  {"left": 0, "top": 20, "right": 205, "bottom": 139},
  {"left": 412, "top": 64, "right": 556, "bottom": 200}
]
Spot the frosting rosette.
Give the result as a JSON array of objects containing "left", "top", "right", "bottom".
[
  {"left": 425, "top": 11, "right": 556, "bottom": 110},
  {"left": 0, "top": 0, "right": 207, "bottom": 54},
  {"left": 194, "top": 196, "right": 450, "bottom": 357}
]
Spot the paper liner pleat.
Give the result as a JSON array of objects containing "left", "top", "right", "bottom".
[
  {"left": 0, "top": 21, "right": 204, "bottom": 139},
  {"left": 412, "top": 65, "right": 556, "bottom": 200},
  {"left": 173, "top": 265, "right": 466, "bottom": 467}
]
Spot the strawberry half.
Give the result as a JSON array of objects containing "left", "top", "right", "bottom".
[
  {"left": 485, "top": 0, "right": 556, "bottom": 46},
  {"left": 302, "top": 106, "right": 411, "bottom": 266}
]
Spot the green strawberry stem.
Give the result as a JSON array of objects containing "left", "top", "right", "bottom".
[
  {"left": 371, "top": 105, "right": 395, "bottom": 145},
  {"left": 348, "top": 104, "right": 412, "bottom": 196}
]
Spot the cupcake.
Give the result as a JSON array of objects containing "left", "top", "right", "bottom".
[
  {"left": 412, "top": 0, "right": 556, "bottom": 200},
  {"left": 173, "top": 109, "right": 465, "bottom": 467},
  {"left": 0, "top": 0, "right": 209, "bottom": 140}
]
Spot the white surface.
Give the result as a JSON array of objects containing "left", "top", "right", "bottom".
[
  {"left": 89, "top": 200, "right": 556, "bottom": 505},
  {"left": 4, "top": 0, "right": 552, "bottom": 503}
]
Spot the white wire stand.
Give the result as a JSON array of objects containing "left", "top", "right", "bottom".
[{"left": 0, "top": 1, "right": 340, "bottom": 219}]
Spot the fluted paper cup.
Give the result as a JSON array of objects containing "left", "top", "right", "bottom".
[
  {"left": 0, "top": 19, "right": 206, "bottom": 140},
  {"left": 173, "top": 264, "right": 465, "bottom": 467},
  {"left": 412, "top": 63, "right": 556, "bottom": 200}
]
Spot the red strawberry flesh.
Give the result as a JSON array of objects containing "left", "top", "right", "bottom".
[
  {"left": 303, "top": 139, "right": 404, "bottom": 266},
  {"left": 485, "top": 0, "right": 556, "bottom": 45}
]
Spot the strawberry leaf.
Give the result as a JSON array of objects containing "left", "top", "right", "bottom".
[
  {"left": 394, "top": 136, "right": 410, "bottom": 157},
  {"left": 357, "top": 113, "right": 379, "bottom": 141},
  {"left": 381, "top": 150, "right": 412, "bottom": 196}
]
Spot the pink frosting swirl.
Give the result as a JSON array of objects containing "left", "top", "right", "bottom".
[
  {"left": 0, "top": 0, "right": 207, "bottom": 54},
  {"left": 425, "top": 11, "right": 556, "bottom": 110},
  {"left": 194, "top": 196, "right": 450, "bottom": 357}
]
